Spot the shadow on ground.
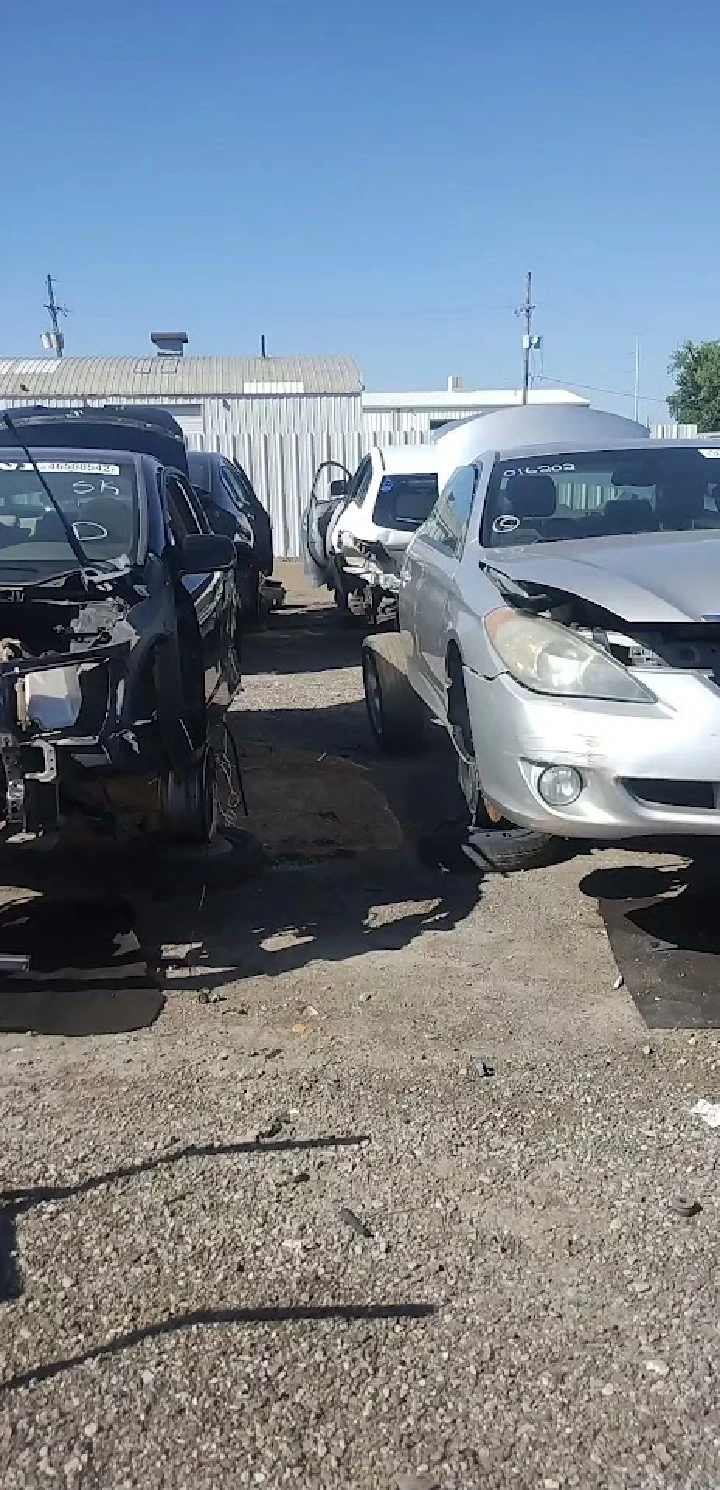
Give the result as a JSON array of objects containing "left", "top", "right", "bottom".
[
  {"left": 240, "top": 600, "right": 366, "bottom": 677},
  {"left": 0, "top": 1300, "right": 436, "bottom": 1394},
  {"left": 238, "top": 698, "right": 464, "bottom": 849},
  {"left": 148, "top": 852, "right": 484, "bottom": 996},
  {"left": 581, "top": 855, "right": 720, "bottom": 1028},
  {"left": 0, "top": 839, "right": 483, "bottom": 1033},
  {"left": 0, "top": 1131, "right": 435, "bottom": 1388}
]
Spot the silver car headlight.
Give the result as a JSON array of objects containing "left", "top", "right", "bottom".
[{"left": 485, "top": 609, "right": 656, "bottom": 703}]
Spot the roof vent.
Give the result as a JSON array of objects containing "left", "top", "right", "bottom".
[
  {"left": 447, "top": 374, "right": 463, "bottom": 393},
  {"left": 151, "top": 331, "right": 188, "bottom": 358}
]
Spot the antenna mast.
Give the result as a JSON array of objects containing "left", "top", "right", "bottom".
[
  {"left": 517, "top": 271, "right": 541, "bottom": 404},
  {"left": 42, "top": 275, "right": 69, "bottom": 358}
]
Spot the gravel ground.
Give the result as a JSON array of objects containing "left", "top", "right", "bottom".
[{"left": 0, "top": 563, "right": 718, "bottom": 1490}]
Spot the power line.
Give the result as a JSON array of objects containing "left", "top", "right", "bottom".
[{"left": 537, "top": 373, "right": 669, "bottom": 408}]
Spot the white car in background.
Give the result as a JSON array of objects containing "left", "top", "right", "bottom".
[{"left": 303, "top": 445, "right": 439, "bottom": 625}]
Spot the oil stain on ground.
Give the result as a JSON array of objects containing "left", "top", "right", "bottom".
[
  {"left": 0, "top": 898, "right": 163, "bottom": 1036},
  {"left": 593, "top": 865, "right": 720, "bottom": 1029}
]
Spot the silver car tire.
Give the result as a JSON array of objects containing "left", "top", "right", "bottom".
[{"left": 362, "top": 635, "right": 426, "bottom": 755}]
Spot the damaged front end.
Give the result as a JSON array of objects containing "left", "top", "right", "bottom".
[
  {"left": 0, "top": 570, "right": 160, "bottom": 839},
  {"left": 468, "top": 556, "right": 720, "bottom": 838},
  {"left": 480, "top": 561, "right": 720, "bottom": 681},
  {"left": 338, "top": 539, "right": 405, "bottom": 624}
]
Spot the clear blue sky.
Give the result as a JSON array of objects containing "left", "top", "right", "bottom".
[{"left": 1, "top": 0, "right": 718, "bottom": 419}]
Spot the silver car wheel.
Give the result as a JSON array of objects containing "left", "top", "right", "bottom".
[{"left": 364, "top": 653, "right": 383, "bottom": 734}]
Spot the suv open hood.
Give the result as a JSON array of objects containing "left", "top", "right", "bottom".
[
  {"left": 481, "top": 530, "right": 720, "bottom": 624},
  {"left": 0, "top": 405, "right": 189, "bottom": 475}
]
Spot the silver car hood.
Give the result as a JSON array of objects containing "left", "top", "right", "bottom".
[{"left": 481, "top": 530, "right": 720, "bottom": 623}]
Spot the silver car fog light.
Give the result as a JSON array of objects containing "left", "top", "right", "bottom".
[{"left": 537, "top": 765, "right": 583, "bottom": 807}]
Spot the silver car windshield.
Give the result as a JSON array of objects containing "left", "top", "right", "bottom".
[
  {"left": 482, "top": 447, "right": 720, "bottom": 547},
  {"left": 0, "top": 460, "right": 138, "bottom": 567}
]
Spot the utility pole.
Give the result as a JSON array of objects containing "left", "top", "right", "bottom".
[
  {"left": 633, "top": 335, "right": 641, "bottom": 422},
  {"left": 517, "top": 271, "right": 541, "bottom": 404},
  {"left": 42, "top": 275, "right": 68, "bottom": 358}
]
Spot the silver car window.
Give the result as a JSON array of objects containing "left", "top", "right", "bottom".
[{"left": 423, "top": 465, "right": 479, "bottom": 556}]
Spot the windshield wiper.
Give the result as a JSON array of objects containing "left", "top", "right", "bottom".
[{"left": 1, "top": 412, "right": 91, "bottom": 576}]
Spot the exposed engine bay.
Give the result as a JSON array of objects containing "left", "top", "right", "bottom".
[
  {"left": 482, "top": 563, "right": 720, "bottom": 679},
  {"left": 0, "top": 409, "right": 241, "bottom": 851},
  {"left": 0, "top": 573, "right": 166, "bottom": 840}
]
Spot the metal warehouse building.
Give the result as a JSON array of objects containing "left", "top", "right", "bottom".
[
  {"left": 0, "top": 351, "right": 364, "bottom": 558},
  {"left": 362, "top": 379, "right": 589, "bottom": 443}
]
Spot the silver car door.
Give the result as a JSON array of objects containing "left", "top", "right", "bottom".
[{"left": 414, "top": 466, "right": 481, "bottom": 695}]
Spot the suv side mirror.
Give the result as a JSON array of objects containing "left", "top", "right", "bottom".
[
  {"left": 329, "top": 478, "right": 348, "bottom": 497},
  {"left": 178, "top": 533, "right": 235, "bottom": 574}
]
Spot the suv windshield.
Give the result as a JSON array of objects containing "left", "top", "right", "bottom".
[
  {"left": 482, "top": 446, "right": 720, "bottom": 547},
  {"left": 372, "top": 472, "right": 439, "bottom": 530},
  {"left": 0, "top": 460, "right": 138, "bottom": 567}
]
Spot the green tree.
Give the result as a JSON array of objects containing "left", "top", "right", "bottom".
[{"left": 668, "top": 340, "right": 720, "bottom": 431}]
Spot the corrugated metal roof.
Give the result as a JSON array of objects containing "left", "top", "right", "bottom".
[{"left": 0, "top": 355, "right": 363, "bottom": 399}]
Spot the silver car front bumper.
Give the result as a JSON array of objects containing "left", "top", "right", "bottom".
[{"left": 464, "top": 664, "right": 720, "bottom": 838}]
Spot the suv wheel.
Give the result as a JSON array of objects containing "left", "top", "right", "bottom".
[{"left": 159, "top": 745, "right": 217, "bottom": 845}]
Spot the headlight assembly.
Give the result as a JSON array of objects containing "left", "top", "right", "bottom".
[{"left": 484, "top": 609, "right": 656, "bottom": 703}]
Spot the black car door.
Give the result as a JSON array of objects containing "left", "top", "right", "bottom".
[
  {"left": 223, "top": 461, "right": 273, "bottom": 575},
  {"left": 209, "top": 463, "right": 255, "bottom": 553},
  {"left": 163, "top": 470, "right": 232, "bottom": 704}
]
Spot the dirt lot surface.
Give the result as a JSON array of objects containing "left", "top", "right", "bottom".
[{"left": 0, "top": 562, "right": 718, "bottom": 1490}]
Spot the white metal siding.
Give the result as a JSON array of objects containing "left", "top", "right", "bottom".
[
  {"left": 651, "top": 422, "right": 698, "bottom": 439},
  {"left": 199, "top": 395, "right": 364, "bottom": 558},
  {"left": 161, "top": 404, "right": 204, "bottom": 440},
  {"left": 361, "top": 406, "right": 506, "bottom": 444}
]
